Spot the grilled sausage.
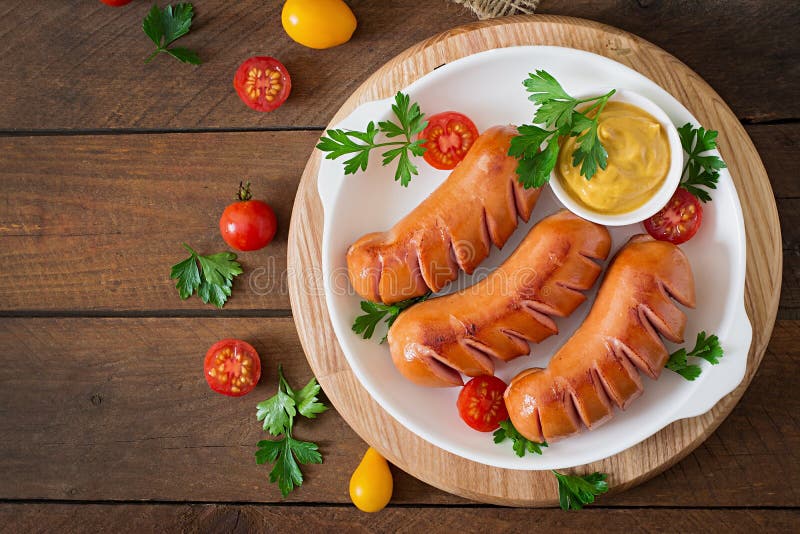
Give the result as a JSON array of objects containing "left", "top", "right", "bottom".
[
  {"left": 387, "top": 210, "right": 612, "bottom": 387},
  {"left": 346, "top": 125, "right": 541, "bottom": 305},
  {"left": 504, "top": 235, "right": 696, "bottom": 443}
]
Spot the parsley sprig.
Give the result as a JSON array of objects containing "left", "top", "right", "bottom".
[
  {"left": 317, "top": 92, "right": 428, "bottom": 187},
  {"left": 510, "top": 70, "right": 615, "bottom": 188},
  {"left": 666, "top": 331, "right": 724, "bottom": 381},
  {"left": 255, "top": 365, "right": 328, "bottom": 497},
  {"left": 352, "top": 292, "right": 431, "bottom": 343},
  {"left": 170, "top": 243, "right": 242, "bottom": 308},
  {"left": 677, "top": 124, "right": 727, "bottom": 202},
  {"left": 492, "top": 419, "right": 548, "bottom": 457},
  {"left": 553, "top": 471, "right": 609, "bottom": 510},
  {"left": 142, "top": 3, "right": 201, "bottom": 65}
]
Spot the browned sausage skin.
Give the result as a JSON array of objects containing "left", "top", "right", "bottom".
[
  {"left": 387, "top": 210, "right": 612, "bottom": 387},
  {"left": 346, "top": 125, "right": 541, "bottom": 305},
  {"left": 504, "top": 235, "right": 696, "bottom": 443}
]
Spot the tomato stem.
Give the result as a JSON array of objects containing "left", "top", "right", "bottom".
[{"left": 237, "top": 181, "right": 253, "bottom": 201}]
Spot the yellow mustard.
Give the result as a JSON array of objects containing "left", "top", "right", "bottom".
[{"left": 556, "top": 101, "right": 670, "bottom": 214}]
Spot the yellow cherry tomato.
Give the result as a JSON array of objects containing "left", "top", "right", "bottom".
[
  {"left": 349, "top": 447, "right": 393, "bottom": 512},
  {"left": 281, "top": 0, "right": 357, "bottom": 49}
]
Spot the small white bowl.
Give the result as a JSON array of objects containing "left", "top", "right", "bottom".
[{"left": 548, "top": 88, "right": 682, "bottom": 226}]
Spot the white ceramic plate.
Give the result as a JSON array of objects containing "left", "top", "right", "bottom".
[{"left": 317, "top": 46, "right": 751, "bottom": 470}]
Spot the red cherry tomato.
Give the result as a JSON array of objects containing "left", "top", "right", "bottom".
[
  {"left": 233, "top": 56, "right": 291, "bottom": 112},
  {"left": 643, "top": 187, "right": 703, "bottom": 244},
  {"left": 219, "top": 182, "right": 278, "bottom": 252},
  {"left": 204, "top": 339, "right": 261, "bottom": 397},
  {"left": 419, "top": 112, "right": 480, "bottom": 170},
  {"left": 100, "top": 0, "right": 133, "bottom": 5},
  {"left": 456, "top": 375, "right": 509, "bottom": 432}
]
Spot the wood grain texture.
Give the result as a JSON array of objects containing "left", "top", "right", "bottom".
[
  {"left": 0, "top": 132, "right": 321, "bottom": 312},
  {"left": 287, "top": 16, "right": 782, "bottom": 506},
  {"left": 1, "top": 504, "right": 798, "bottom": 534},
  {"left": 0, "top": 318, "right": 796, "bottom": 506},
  {"left": 0, "top": 126, "right": 795, "bottom": 315},
  {"left": 0, "top": 1, "right": 796, "bottom": 131},
  {"left": 0, "top": 0, "right": 473, "bottom": 131}
]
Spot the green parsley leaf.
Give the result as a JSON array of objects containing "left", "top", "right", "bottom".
[
  {"left": 553, "top": 471, "right": 609, "bottom": 510},
  {"left": 492, "top": 419, "right": 548, "bottom": 457},
  {"left": 515, "top": 138, "right": 559, "bottom": 189},
  {"left": 169, "top": 255, "right": 201, "bottom": 299},
  {"left": 317, "top": 92, "right": 428, "bottom": 187},
  {"left": 677, "top": 123, "right": 727, "bottom": 203},
  {"left": 688, "top": 331, "right": 724, "bottom": 364},
  {"left": 255, "top": 436, "right": 322, "bottom": 498},
  {"left": 523, "top": 70, "right": 573, "bottom": 104},
  {"left": 142, "top": 3, "right": 201, "bottom": 65},
  {"left": 511, "top": 70, "right": 616, "bottom": 186},
  {"left": 169, "top": 243, "right": 242, "bottom": 308},
  {"left": 666, "top": 330, "right": 724, "bottom": 381},
  {"left": 665, "top": 348, "right": 702, "bottom": 381},
  {"left": 255, "top": 366, "right": 327, "bottom": 498},
  {"left": 571, "top": 117, "right": 609, "bottom": 180},
  {"left": 166, "top": 47, "right": 201, "bottom": 65},
  {"left": 256, "top": 381, "right": 296, "bottom": 436},
  {"left": 197, "top": 277, "right": 232, "bottom": 309},
  {"left": 317, "top": 122, "right": 379, "bottom": 175},
  {"left": 535, "top": 98, "right": 578, "bottom": 131},
  {"left": 507, "top": 124, "right": 552, "bottom": 159},
  {"left": 352, "top": 293, "right": 431, "bottom": 343},
  {"left": 294, "top": 378, "right": 328, "bottom": 420}
]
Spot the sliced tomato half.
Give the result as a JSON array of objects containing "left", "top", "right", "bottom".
[
  {"left": 643, "top": 187, "right": 703, "bottom": 245},
  {"left": 456, "top": 375, "right": 509, "bottom": 432},
  {"left": 419, "top": 111, "right": 479, "bottom": 170},
  {"left": 233, "top": 56, "right": 292, "bottom": 112},
  {"left": 204, "top": 339, "right": 262, "bottom": 397}
]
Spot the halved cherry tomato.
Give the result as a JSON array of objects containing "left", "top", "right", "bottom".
[
  {"left": 219, "top": 182, "right": 277, "bottom": 251},
  {"left": 233, "top": 56, "right": 291, "bottom": 112},
  {"left": 100, "top": 0, "right": 132, "bottom": 5},
  {"left": 419, "top": 112, "right": 479, "bottom": 170},
  {"left": 204, "top": 339, "right": 261, "bottom": 397},
  {"left": 643, "top": 187, "right": 703, "bottom": 244},
  {"left": 456, "top": 375, "right": 509, "bottom": 432}
]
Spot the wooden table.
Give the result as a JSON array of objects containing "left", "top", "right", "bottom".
[{"left": 0, "top": 1, "right": 797, "bottom": 531}]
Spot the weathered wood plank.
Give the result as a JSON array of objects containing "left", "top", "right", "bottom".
[
  {"left": 0, "top": 126, "right": 795, "bottom": 314},
  {"left": 0, "top": 132, "right": 318, "bottom": 312},
  {"left": 0, "top": 318, "right": 796, "bottom": 506},
  {"left": 535, "top": 1, "right": 800, "bottom": 123},
  {"left": 0, "top": 0, "right": 473, "bottom": 131},
  {"left": 0, "top": 504, "right": 798, "bottom": 533},
  {"left": 0, "top": 1, "right": 796, "bottom": 131},
  {"left": 0, "top": 503, "right": 800, "bottom": 533}
]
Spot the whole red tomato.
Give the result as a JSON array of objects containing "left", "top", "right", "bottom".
[
  {"left": 219, "top": 182, "right": 277, "bottom": 251},
  {"left": 100, "top": 0, "right": 133, "bottom": 6}
]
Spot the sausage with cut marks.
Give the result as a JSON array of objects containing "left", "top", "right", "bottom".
[
  {"left": 504, "top": 235, "right": 696, "bottom": 443},
  {"left": 346, "top": 125, "right": 541, "bottom": 305},
  {"left": 387, "top": 210, "right": 611, "bottom": 387}
]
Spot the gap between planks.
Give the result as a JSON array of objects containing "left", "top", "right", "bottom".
[
  {"left": 0, "top": 118, "right": 796, "bottom": 138},
  {"left": 0, "top": 499, "right": 796, "bottom": 511}
]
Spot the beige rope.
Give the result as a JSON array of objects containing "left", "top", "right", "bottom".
[{"left": 450, "top": 0, "right": 539, "bottom": 19}]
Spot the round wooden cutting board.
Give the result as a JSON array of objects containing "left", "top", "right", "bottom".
[{"left": 287, "top": 15, "right": 781, "bottom": 506}]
